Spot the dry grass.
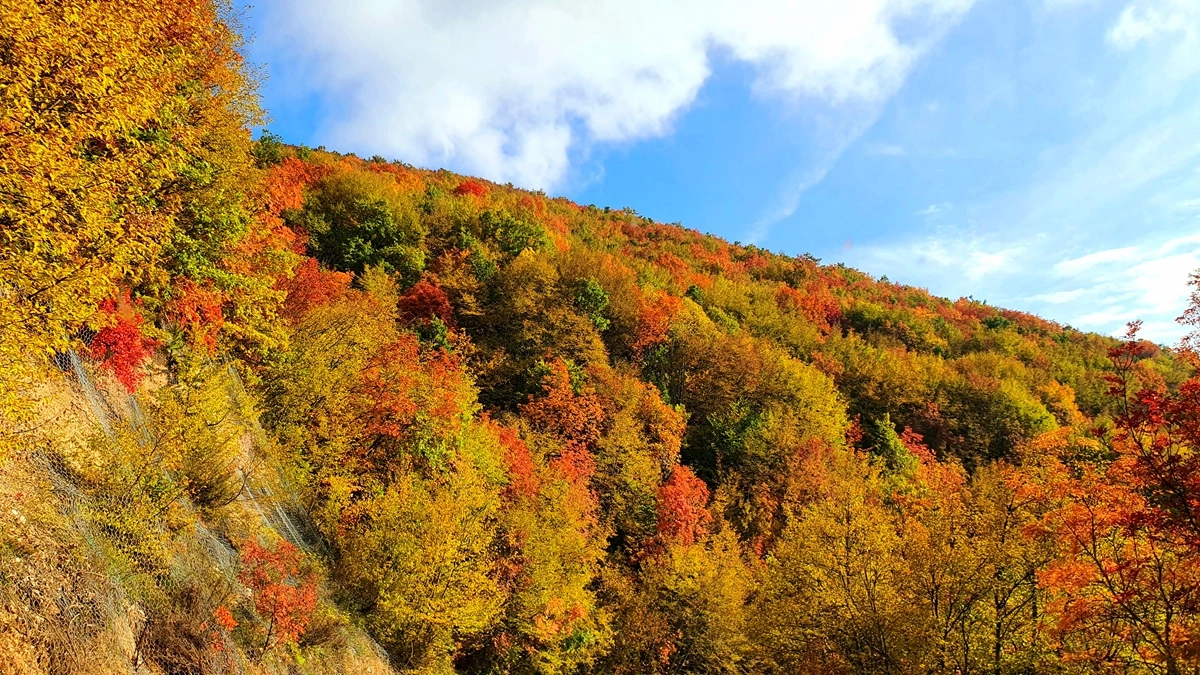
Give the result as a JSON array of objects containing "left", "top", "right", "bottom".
[{"left": 0, "top": 450, "right": 139, "bottom": 675}]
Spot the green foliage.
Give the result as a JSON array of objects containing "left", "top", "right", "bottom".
[
  {"left": 866, "top": 414, "right": 918, "bottom": 478},
  {"left": 575, "top": 278, "right": 612, "bottom": 331},
  {"left": 296, "top": 171, "right": 427, "bottom": 284},
  {"left": 253, "top": 130, "right": 286, "bottom": 167},
  {"left": 480, "top": 209, "right": 549, "bottom": 257}
]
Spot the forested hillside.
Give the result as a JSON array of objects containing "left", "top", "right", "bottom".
[{"left": 4, "top": 2, "right": 1200, "bottom": 674}]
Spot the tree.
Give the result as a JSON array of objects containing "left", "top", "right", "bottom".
[
  {"left": 0, "top": 0, "right": 260, "bottom": 430},
  {"left": 238, "top": 539, "right": 318, "bottom": 658},
  {"left": 337, "top": 474, "right": 504, "bottom": 671},
  {"left": 656, "top": 466, "right": 711, "bottom": 547},
  {"left": 1027, "top": 323, "right": 1200, "bottom": 673},
  {"left": 295, "top": 169, "right": 427, "bottom": 284},
  {"left": 88, "top": 292, "right": 159, "bottom": 392}
]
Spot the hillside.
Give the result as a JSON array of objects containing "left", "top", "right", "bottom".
[{"left": 4, "top": 2, "right": 1200, "bottom": 674}]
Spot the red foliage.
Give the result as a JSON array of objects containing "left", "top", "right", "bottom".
[
  {"left": 1104, "top": 322, "right": 1200, "bottom": 542},
  {"left": 358, "top": 336, "right": 423, "bottom": 441},
  {"left": 519, "top": 359, "right": 607, "bottom": 447},
  {"left": 237, "top": 539, "right": 318, "bottom": 656},
  {"left": 631, "top": 292, "right": 682, "bottom": 357},
  {"left": 1022, "top": 322, "right": 1200, "bottom": 666},
  {"left": 844, "top": 416, "right": 865, "bottom": 446},
  {"left": 278, "top": 257, "right": 352, "bottom": 322},
  {"left": 162, "top": 279, "right": 225, "bottom": 354},
  {"left": 89, "top": 292, "right": 158, "bottom": 393},
  {"left": 551, "top": 441, "right": 597, "bottom": 486},
  {"left": 776, "top": 282, "right": 841, "bottom": 332},
  {"left": 656, "top": 465, "right": 711, "bottom": 547},
  {"left": 899, "top": 427, "right": 936, "bottom": 464},
  {"left": 498, "top": 424, "right": 540, "bottom": 499},
  {"left": 355, "top": 334, "right": 472, "bottom": 475},
  {"left": 454, "top": 178, "right": 489, "bottom": 198},
  {"left": 398, "top": 275, "right": 455, "bottom": 328},
  {"left": 1180, "top": 272, "right": 1200, "bottom": 355}
]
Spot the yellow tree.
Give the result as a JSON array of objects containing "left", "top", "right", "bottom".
[{"left": 0, "top": 0, "right": 260, "bottom": 433}]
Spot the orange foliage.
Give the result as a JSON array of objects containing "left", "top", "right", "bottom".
[
  {"left": 263, "top": 157, "right": 320, "bottom": 216},
  {"left": 364, "top": 160, "right": 425, "bottom": 193},
  {"left": 278, "top": 257, "right": 352, "bottom": 322},
  {"left": 632, "top": 292, "right": 682, "bottom": 357},
  {"left": 776, "top": 282, "right": 841, "bottom": 332},
  {"left": 498, "top": 424, "right": 540, "bottom": 500},
  {"left": 654, "top": 252, "right": 694, "bottom": 289},
  {"left": 162, "top": 279, "right": 225, "bottom": 354},
  {"left": 238, "top": 539, "right": 318, "bottom": 656},
  {"left": 656, "top": 465, "right": 711, "bottom": 547},
  {"left": 520, "top": 359, "right": 607, "bottom": 448},
  {"left": 355, "top": 334, "right": 472, "bottom": 474}
]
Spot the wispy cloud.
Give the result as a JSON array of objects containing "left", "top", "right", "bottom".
[
  {"left": 851, "top": 232, "right": 1200, "bottom": 341},
  {"left": 1174, "top": 197, "right": 1200, "bottom": 213},
  {"left": 852, "top": 232, "right": 1026, "bottom": 287},
  {"left": 866, "top": 142, "right": 908, "bottom": 156},
  {"left": 1108, "top": 0, "right": 1200, "bottom": 49},
  {"left": 740, "top": 2, "right": 976, "bottom": 243},
  {"left": 1053, "top": 247, "right": 1140, "bottom": 276},
  {"left": 915, "top": 202, "right": 953, "bottom": 217},
  {"left": 1028, "top": 289, "right": 1085, "bottom": 304},
  {"left": 855, "top": 0, "right": 1200, "bottom": 341},
  {"left": 1054, "top": 234, "right": 1200, "bottom": 335}
]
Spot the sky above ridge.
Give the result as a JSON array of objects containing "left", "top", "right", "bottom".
[{"left": 239, "top": 0, "right": 1200, "bottom": 342}]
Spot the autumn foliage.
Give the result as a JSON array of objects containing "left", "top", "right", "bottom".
[
  {"left": 238, "top": 539, "right": 318, "bottom": 657},
  {"left": 9, "top": 6, "right": 1200, "bottom": 671},
  {"left": 278, "top": 257, "right": 352, "bottom": 322},
  {"left": 398, "top": 275, "right": 455, "bottom": 328},
  {"left": 88, "top": 293, "right": 159, "bottom": 392},
  {"left": 656, "top": 465, "right": 711, "bottom": 546}
]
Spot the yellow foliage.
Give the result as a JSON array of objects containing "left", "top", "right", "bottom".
[{"left": 0, "top": 0, "right": 260, "bottom": 435}]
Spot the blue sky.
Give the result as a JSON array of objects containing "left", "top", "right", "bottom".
[{"left": 239, "top": 0, "right": 1200, "bottom": 342}]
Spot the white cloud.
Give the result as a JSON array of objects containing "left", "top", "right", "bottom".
[
  {"left": 851, "top": 231, "right": 1200, "bottom": 342},
  {"left": 1029, "top": 289, "right": 1085, "bottom": 303},
  {"left": 1175, "top": 197, "right": 1200, "bottom": 212},
  {"left": 1050, "top": 235, "right": 1200, "bottom": 338},
  {"left": 866, "top": 142, "right": 909, "bottom": 156},
  {"left": 1041, "top": 0, "right": 1105, "bottom": 10},
  {"left": 821, "top": 0, "right": 1200, "bottom": 344},
  {"left": 852, "top": 232, "right": 1025, "bottom": 288},
  {"left": 1108, "top": 0, "right": 1200, "bottom": 49},
  {"left": 915, "top": 201, "right": 953, "bottom": 217},
  {"left": 1053, "top": 246, "right": 1140, "bottom": 276},
  {"left": 262, "top": 0, "right": 976, "bottom": 189}
]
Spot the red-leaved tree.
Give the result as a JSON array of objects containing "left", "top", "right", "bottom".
[
  {"left": 656, "top": 465, "right": 711, "bottom": 547},
  {"left": 238, "top": 539, "right": 318, "bottom": 659},
  {"left": 89, "top": 292, "right": 159, "bottom": 392},
  {"left": 454, "top": 178, "right": 489, "bottom": 198},
  {"left": 398, "top": 275, "right": 454, "bottom": 328},
  {"left": 278, "top": 257, "right": 352, "bottom": 322}
]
